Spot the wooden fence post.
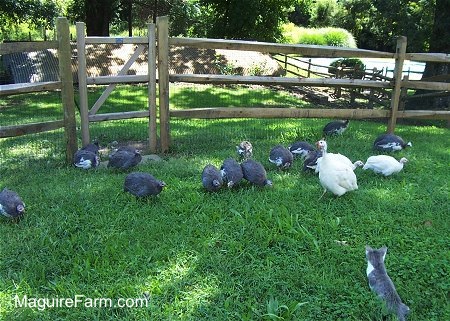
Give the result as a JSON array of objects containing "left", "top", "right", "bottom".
[
  {"left": 76, "top": 22, "right": 90, "bottom": 146},
  {"left": 157, "top": 16, "right": 170, "bottom": 153},
  {"left": 56, "top": 17, "right": 78, "bottom": 164},
  {"left": 148, "top": 23, "right": 158, "bottom": 153},
  {"left": 387, "top": 36, "right": 407, "bottom": 133},
  {"left": 398, "top": 75, "right": 409, "bottom": 111}
]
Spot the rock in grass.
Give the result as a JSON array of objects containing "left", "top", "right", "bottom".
[
  {"left": 124, "top": 172, "right": 166, "bottom": 197},
  {"left": 202, "top": 164, "right": 223, "bottom": 192},
  {"left": 241, "top": 159, "right": 272, "bottom": 187},
  {"left": 220, "top": 158, "right": 243, "bottom": 188},
  {"left": 108, "top": 146, "right": 142, "bottom": 170},
  {"left": 0, "top": 187, "right": 25, "bottom": 219}
]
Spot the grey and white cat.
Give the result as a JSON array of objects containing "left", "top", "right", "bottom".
[{"left": 365, "top": 246, "right": 410, "bottom": 321}]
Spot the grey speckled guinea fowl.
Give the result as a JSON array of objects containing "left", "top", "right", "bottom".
[
  {"left": 108, "top": 146, "right": 142, "bottom": 170},
  {"left": 323, "top": 120, "right": 349, "bottom": 136},
  {"left": 81, "top": 141, "right": 100, "bottom": 154},
  {"left": 220, "top": 158, "right": 243, "bottom": 188},
  {"left": 202, "top": 165, "right": 223, "bottom": 192},
  {"left": 288, "top": 141, "right": 316, "bottom": 159},
  {"left": 373, "top": 134, "right": 412, "bottom": 152},
  {"left": 303, "top": 150, "right": 323, "bottom": 172},
  {"left": 73, "top": 149, "right": 100, "bottom": 169},
  {"left": 241, "top": 159, "right": 272, "bottom": 187},
  {"left": 0, "top": 188, "right": 25, "bottom": 219},
  {"left": 124, "top": 172, "right": 166, "bottom": 197},
  {"left": 269, "top": 145, "right": 294, "bottom": 169}
]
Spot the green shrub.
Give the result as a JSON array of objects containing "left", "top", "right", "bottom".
[
  {"left": 328, "top": 58, "right": 366, "bottom": 78},
  {"left": 281, "top": 23, "right": 357, "bottom": 48}
]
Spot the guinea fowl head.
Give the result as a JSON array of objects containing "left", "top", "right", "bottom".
[
  {"left": 315, "top": 139, "right": 327, "bottom": 153},
  {"left": 399, "top": 157, "right": 408, "bottom": 164},
  {"left": 353, "top": 160, "right": 364, "bottom": 168},
  {"left": 14, "top": 204, "right": 25, "bottom": 216}
]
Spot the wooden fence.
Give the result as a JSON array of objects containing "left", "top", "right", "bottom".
[
  {"left": 155, "top": 17, "right": 449, "bottom": 152},
  {"left": 2, "top": 16, "right": 449, "bottom": 159},
  {"left": 0, "top": 17, "right": 77, "bottom": 163}
]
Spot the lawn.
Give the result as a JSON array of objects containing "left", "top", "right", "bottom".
[{"left": 0, "top": 86, "right": 449, "bottom": 321}]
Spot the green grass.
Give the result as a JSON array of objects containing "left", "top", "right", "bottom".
[{"left": 0, "top": 87, "right": 449, "bottom": 321}]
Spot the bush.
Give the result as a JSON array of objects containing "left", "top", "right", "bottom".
[
  {"left": 281, "top": 23, "right": 357, "bottom": 48},
  {"left": 328, "top": 58, "right": 366, "bottom": 78}
]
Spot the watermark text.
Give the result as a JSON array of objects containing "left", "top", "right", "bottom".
[{"left": 14, "top": 294, "right": 148, "bottom": 311}]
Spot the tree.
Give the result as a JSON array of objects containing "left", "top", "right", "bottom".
[
  {"left": 194, "top": 0, "right": 293, "bottom": 42},
  {"left": 407, "top": 0, "right": 450, "bottom": 109},
  {"left": 0, "top": 0, "right": 58, "bottom": 39},
  {"left": 334, "top": 0, "right": 435, "bottom": 52},
  {"left": 65, "top": 0, "right": 198, "bottom": 37},
  {"left": 85, "top": 0, "right": 118, "bottom": 36}
]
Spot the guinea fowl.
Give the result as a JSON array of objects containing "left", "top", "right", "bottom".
[
  {"left": 202, "top": 164, "right": 223, "bottom": 192},
  {"left": 303, "top": 150, "right": 323, "bottom": 172},
  {"left": 108, "top": 146, "right": 142, "bottom": 170},
  {"left": 73, "top": 149, "right": 100, "bottom": 169},
  {"left": 315, "top": 139, "right": 358, "bottom": 197},
  {"left": 236, "top": 141, "right": 253, "bottom": 159},
  {"left": 220, "top": 158, "right": 243, "bottom": 188},
  {"left": 124, "top": 172, "right": 166, "bottom": 197},
  {"left": 373, "top": 134, "right": 412, "bottom": 152},
  {"left": 363, "top": 156, "right": 408, "bottom": 176},
  {"left": 241, "top": 159, "right": 272, "bottom": 187},
  {"left": 314, "top": 140, "right": 364, "bottom": 172},
  {"left": 323, "top": 120, "right": 349, "bottom": 136},
  {"left": 288, "top": 141, "right": 316, "bottom": 159},
  {"left": 0, "top": 188, "right": 25, "bottom": 220},
  {"left": 269, "top": 145, "right": 294, "bottom": 169},
  {"left": 81, "top": 141, "right": 100, "bottom": 154}
]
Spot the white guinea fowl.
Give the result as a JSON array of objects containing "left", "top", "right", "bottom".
[
  {"left": 315, "top": 140, "right": 358, "bottom": 197},
  {"left": 315, "top": 140, "right": 364, "bottom": 173},
  {"left": 363, "top": 156, "right": 408, "bottom": 176}
]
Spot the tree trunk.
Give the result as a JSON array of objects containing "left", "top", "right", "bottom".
[
  {"left": 85, "top": 0, "right": 113, "bottom": 36},
  {"left": 127, "top": 0, "right": 133, "bottom": 36},
  {"left": 407, "top": 0, "right": 450, "bottom": 109}
]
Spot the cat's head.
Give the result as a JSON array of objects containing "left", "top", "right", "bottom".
[{"left": 365, "top": 245, "right": 388, "bottom": 262}]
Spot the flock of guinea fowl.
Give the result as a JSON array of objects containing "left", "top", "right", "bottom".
[
  {"left": 0, "top": 119, "right": 412, "bottom": 221},
  {"left": 201, "top": 119, "right": 411, "bottom": 198}
]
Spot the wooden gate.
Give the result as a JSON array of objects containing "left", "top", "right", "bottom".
[{"left": 75, "top": 22, "right": 158, "bottom": 153}]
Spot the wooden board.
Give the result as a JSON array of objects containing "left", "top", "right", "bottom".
[
  {"left": 0, "top": 120, "right": 64, "bottom": 138},
  {"left": 0, "top": 82, "right": 61, "bottom": 96}
]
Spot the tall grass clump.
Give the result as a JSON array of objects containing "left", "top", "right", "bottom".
[{"left": 282, "top": 23, "right": 357, "bottom": 48}]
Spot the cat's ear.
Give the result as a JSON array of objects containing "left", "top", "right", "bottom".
[
  {"left": 365, "top": 245, "right": 372, "bottom": 254},
  {"left": 380, "top": 246, "right": 388, "bottom": 258}
]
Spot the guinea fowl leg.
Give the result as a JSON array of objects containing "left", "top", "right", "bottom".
[{"left": 318, "top": 188, "right": 327, "bottom": 200}]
